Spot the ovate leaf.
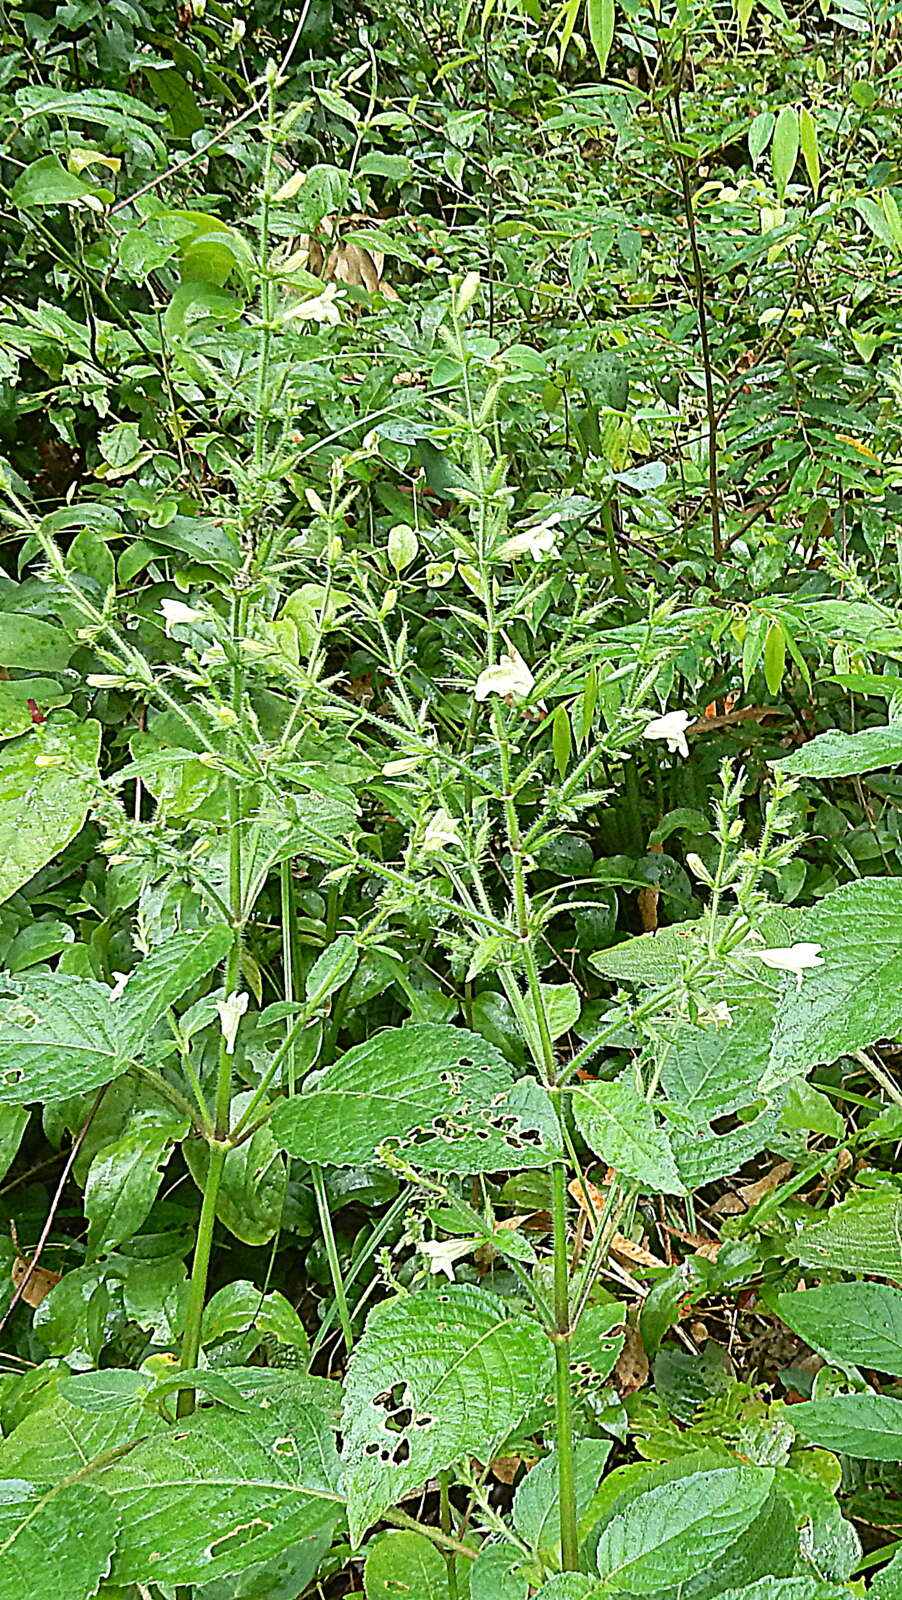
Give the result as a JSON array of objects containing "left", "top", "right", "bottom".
[
  {"left": 115, "top": 925, "right": 231, "bottom": 1050},
  {"left": 795, "top": 1191, "right": 902, "bottom": 1280},
  {"left": 341, "top": 1284, "right": 552, "bottom": 1542},
  {"left": 85, "top": 1121, "right": 183, "bottom": 1258},
  {"left": 0, "top": 1482, "right": 119, "bottom": 1600},
  {"left": 593, "top": 1465, "right": 774, "bottom": 1592},
  {"left": 772, "top": 106, "right": 799, "bottom": 200},
  {"left": 364, "top": 1531, "right": 447, "bottom": 1597},
  {"left": 774, "top": 724, "right": 902, "bottom": 778},
  {"left": 775, "top": 1283, "right": 902, "bottom": 1374},
  {"left": 763, "top": 877, "right": 902, "bottom": 1089},
  {"left": 271, "top": 1023, "right": 562, "bottom": 1173},
  {"left": 791, "top": 1395, "right": 902, "bottom": 1461},
  {"left": 573, "top": 1075, "right": 685, "bottom": 1195},
  {"left": 96, "top": 1389, "right": 341, "bottom": 1585},
  {"left": 0, "top": 717, "right": 100, "bottom": 905}
]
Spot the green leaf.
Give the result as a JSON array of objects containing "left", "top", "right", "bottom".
[
  {"left": 764, "top": 620, "right": 786, "bottom": 694},
  {"left": 357, "top": 152, "right": 413, "bottom": 180},
  {"left": 513, "top": 1439, "right": 610, "bottom": 1553},
  {"left": 587, "top": 0, "right": 615, "bottom": 74},
  {"left": 0, "top": 1389, "right": 163, "bottom": 1480},
  {"left": 799, "top": 107, "right": 820, "bottom": 190},
  {"left": 341, "top": 1284, "right": 552, "bottom": 1542},
  {"left": 0, "top": 615, "right": 73, "bottom": 670},
  {"left": 0, "top": 926, "right": 230, "bottom": 1103},
  {"left": 95, "top": 1388, "right": 342, "bottom": 1585},
  {"left": 85, "top": 1121, "right": 184, "bottom": 1258},
  {"left": 573, "top": 1075, "right": 685, "bottom": 1195},
  {"left": 271, "top": 1023, "right": 562, "bottom": 1173},
  {"left": 776, "top": 1283, "right": 902, "bottom": 1374},
  {"left": 364, "top": 1530, "right": 447, "bottom": 1597},
  {"left": 10, "top": 154, "right": 107, "bottom": 209},
  {"left": 0, "top": 716, "right": 100, "bottom": 906},
  {"left": 0, "top": 1105, "right": 29, "bottom": 1181},
  {"left": 772, "top": 106, "right": 799, "bottom": 200},
  {"left": 593, "top": 1466, "right": 774, "bottom": 1592},
  {"left": 534, "top": 1579, "right": 601, "bottom": 1599},
  {"left": 791, "top": 1394, "right": 902, "bottom": 1460},
  {"left": 773, "top": 724, "right": 902, "bottom": 778},
  {"left": 748, "top": 111, "right": 775, "bottom": 163},
  {"left": 795, "top": 1190, "right": 902, "bottom": 1280},
  {"left": 0, "top": 1481, "right": 119, "bottom": 1600},
  {"left": 201, "top": 1280, "right": 310, "bottom": 1356},
  {"left": 762, "top": 878, "right": 902, "bottom": 1089},
  {"left": 718, "top": 1583, "right": 856, "bottom": 1600},
  {"left": 186, "top": 1092, "right": 286, "bottom": 1246},
  {"left": 470, "top": 1541, "right": 529, "bottom": 1599}
]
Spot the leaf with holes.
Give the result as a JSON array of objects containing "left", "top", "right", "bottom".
[
  {"left": 572, "top": 1075, "right": 685, "bottom": 1194},
  {"left": 341, "top": 1284, "right": 553, "bottom": 1543},
  {"left": 593, "top": 1465, "right": 774, "bottom": 1592},
  {"left": 93, "top": 1386, "right": 342, "bottom": 1585},
  {"left": 0, "top": 926, "right": 229, "bottom": 1103},
  {"left": 0, "top": 1481, "right": 119, "bottom": 1600},
  {"left": 271, "top": 1023, "right": 562, "bottom": 1173},
  {"left": 0, "top": 716, "right": 100, "bottom": 906}
]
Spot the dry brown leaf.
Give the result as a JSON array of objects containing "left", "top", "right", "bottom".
[
  {"left": 490, "top": 1455, "right": 523, "bottom": 1485},
  {"left": 12, "top": 1255, "right": 61, "bottom": 1308},
  {"left": 614, "top": 1324, "right": 649, "bottom": 1395},
  {"left": 610, "top": 1233, "right": 666, "bottom": 1270},
  {"left": 637, "top": 884, "right": 659, "bottom": 932},
  {"left": 738, "top": 1161, "right": 793, "bottom": 1208},
  {"left": 709, "top": 1192, "right": 746, "bottom": 1217}
]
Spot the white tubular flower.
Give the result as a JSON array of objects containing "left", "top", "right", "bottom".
[
  {"left": 752, "top": 943, "right": 824, "bottom": 988},
  {"left": 642, "top": 708, "right": 692, "bottom": 759},
  {"left": 159, "top": 598, "right": 205, "bottom": 632},
  {"left": 498, "top": 514, "right": 561, "bottom": 562},
  {"left": 419, "top": 1238, "right": 478, "bottom": 1281},
  {"left": 290, "top": 283, "right": 343, "bottom": 325},
  {"left": 216, "top": 991, "right": 249, "bottom": 1055},
  {"left": 422, "top": 808, "right": 461, "bottom": 852},
  {"left": 474, "top": 647, "right": 534, "bottom": 703},
  {"left": 109, "top": 971, "right": 131, "bottom": 1001}
]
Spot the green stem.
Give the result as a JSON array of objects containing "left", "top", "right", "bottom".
[
  {"left": 311, "top": 1164, "right": 354, "bottom": 1357},
  {"left": 176, "top": 1140, "right": 226, "bottom": 1413},
  {"left": 439, "top": 1470, "right": 460, "bottom": 1600},
  {"left": 550, "top": 1150, "right": 579, "bottom": 1571}
]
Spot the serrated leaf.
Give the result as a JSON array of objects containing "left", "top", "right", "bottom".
[
  {"left": 513, "top": 1439, "right": 610, "bottom": 1553},
  {"left": 95, "top": 1389, "right": 342, "bottom": 1585},
  {"left": 593, "top": 1466, "right": 773, "bottom": 1592},
  {"left": 0, "top": 1481, "right": 119, "bottom": 1600},
  {"left": 718, "top": 1582, "right": 855, "bottom": 1600},
  {"left": 763, "top": 877, "right": 902, "bottom": 1089},
  {"left": 0, "top": 717, "right": 100, "bottom": 906},
  {"left": 573, "top": 1075, "right": 685, "bottom": 1195},
  {"left": 791, "top": 1394, "right": 902, "bottom": 1460},
  {"left": 341, "top": 1284, "right": 552, "bottom": 1542},
  {"left": 0, "top": 1391, "right": 163, "bottom": 1481},
  {"left": 774, "top": 724, "right": 902, "bottom": 778},
  {"left": 271, "top": 1023, "right": 562, "bottom": 1172},
  {"left": 364, "top": 1530, "right": 447, "bottom": 1596},
  {"left": 776, "top": 1283, "right": 902, "bottom": 1374},
  {"left": 795, "top": 1190, "right": 902, "bottom": 1280},
  {"left": 0, "top": 926, "right": 230, "bottom": 1103}
]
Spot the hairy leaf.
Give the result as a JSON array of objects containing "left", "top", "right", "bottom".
[
  {"left": 573, "top": 1076, "right": 685, "bottom": 1194},
  {"left": 341, "top": 1284, "right": 552, "bottom": 1542},
  {"left": 774, "top": 724, "right": 902, "bottom": 778},
  {"left": 0, "top": 716, "right": 100, "bottom": 906},
  {"left": 776, "top": 1283, "right": 902, "bottom": 1374},
  {"left": 795, "top": 1190, "right": 902, "bottom": 1281},
  {"left": 790, "top": 1395, "right": 902, "bottom": 1460},
  {"left": 0, "top": 1481, "right": 119, "bottom": 1600},
  {"left": 593, "top": 1466, "right": 773, "bottom": 1592}
]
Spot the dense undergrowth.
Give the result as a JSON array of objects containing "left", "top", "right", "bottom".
[{"left": 3, "top": 0, "right": 902, "bottom": 1595}]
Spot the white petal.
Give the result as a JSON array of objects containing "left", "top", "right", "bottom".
[
  {"left": 754, "top": 942, "right": 824, "bottom": 974},
  {"left": 160, "top": 598, "right": 205, "bottom": 629},
  {"left": 474, "top": 649, "right": 535, "bottom": 702},
  {"left": 216, "top": 990, "right": 249, "bottom": 1054}
]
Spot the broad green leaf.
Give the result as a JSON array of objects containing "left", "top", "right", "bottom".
[
  {"left": 521, "top": 982, "right": 581, "bottom": 1055},
  {"left": 774, "top": 1465, "right": 860, "bottom": 1581},
  {"left": 271, "top": 1023, "right": 562, "bottom": 1173},
  {"left": 795, "top": 1190, "right": 902, "bottom": 1280},
  {"left": 718, "top": 1583, "right": 856, "bottom": 1600},
  {"left": 873, "top": 1547, "right": 902, "bottom": 1598},
  {"left": 772, "top": 106, "right": 799, "bottom": 200},
  {"left": 748, "top": 110, "right": 775, "bottom": 163},
  {"left": 593, "top": 1465, "right": 773, "bottom": 1592},
  {"left": 470, "top": 1541, "right": 529, "bottom": 1599},
  {"left": 587, "top": 0, "right": 615, "bottom": 74},
  {"left": 572, "top": 1075, "right": 685, "bottom": 1195},
  {"left": 201, "top": 1280, "right": 310, "bottom": 1357},
  {"left": 85, "top": 1121, "right": 184, "bottom": 1258},
  {"left": 364, "top": 1530, "right": 447, "bottom": 1597},
  {"left": 513, "top": 1439, "right": 610, "bottom": 1553},
  {"left": 791, "top": 1394, "right": 902, "bottom": 1460},
  {"left": 0, "top": 1481, "right": 119, "bottom": 1600},
  {"left": 0, "top": 1105, "right": 28, "bottom": 1181},
  {"left": 341, "top": 1284, "right": 552, "bottom": 1542},
  {"left": 764, "top": 620, "right": 786, "bottom": 694},
  {"left": 95, "top": 1389, "right": 342, "bottom": 1585},
  {"left": 186, "top": 1092, "right": 286, "bottom": 1246},
  {"left": 0, "top": 1391, "right": 163, "bottom": 1480},
  {"left": 0, "top": 716, "right": 100, "bottom": 905},
  {"left": 10, "top": 153, "right": 107, "bottom": 209},
  {"left": 776, "top": 1283, "right": 902, "bottom": 1374},
  {"left": 534, "top": 1580, "right": 601, "bottom": 1599},
  {"left": 0, "top": 615, "right": 73, "bottom": 670},
  {"left": 590, "top": 921, "right": 719, "bottom": 986},
  {"left": 661, "top": 1011, "right": 771, "bottom": 1121},
  {"left": 799, "top": 107, "right": 820, "bottom": 190},
  {"left": 0, "top": 926, "right": 230, "bottom": 1103},
  {"left": 763, "top": 877, "right": 902, "bottom": 1089},
  {"left": 774, "top": 724, "right": 902, "bottom": 778}
]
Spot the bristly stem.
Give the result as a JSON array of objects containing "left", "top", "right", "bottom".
[{"left": 550, "top": 1117, "right": 579, "bottom": 1570}]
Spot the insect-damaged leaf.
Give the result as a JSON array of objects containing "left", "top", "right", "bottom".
[
  {"left": 93, "top": 1384, "right": 342, "bottom": 1585},
  {"left": 341, "top": 1284, "right": 552, "bottom": 1543},
  {"left": 0, "top": 925, "right": 230, "bottom": 1102},
  {"left": 270, "top": 1023, "right": 562, "bottom": 1172}
]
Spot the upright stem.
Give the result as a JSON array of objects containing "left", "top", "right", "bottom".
[{"left": 550, "top": 1113, "right": 579, "bottom": 1571}]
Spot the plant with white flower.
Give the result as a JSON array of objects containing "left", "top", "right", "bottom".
[
  {"left": 497, "top": 513, "right": 561, "bottom": 562},
  {"left": 422, "top": 808, "right": 461, "bottom": 852},
  {"left": 159, "top": 598, "right": 205, "bottom": 634},
  {"left": 751, "top": 942, "right": 824, "bottom": 989},
  {"left": 285, "top": 283, "right": 344, "bottom": 325},
  {"left": 642, "top": 708, "right": 693, "bottom": 759},
  {"left": 419, "top": 1237, "right": 479, "bottom": 1281},
  {"left": 474, "top": 645, "right": 534, "bottom": 703},
  {"left": 216, "top": 991, "right": 249, "bottom": 1054}
]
